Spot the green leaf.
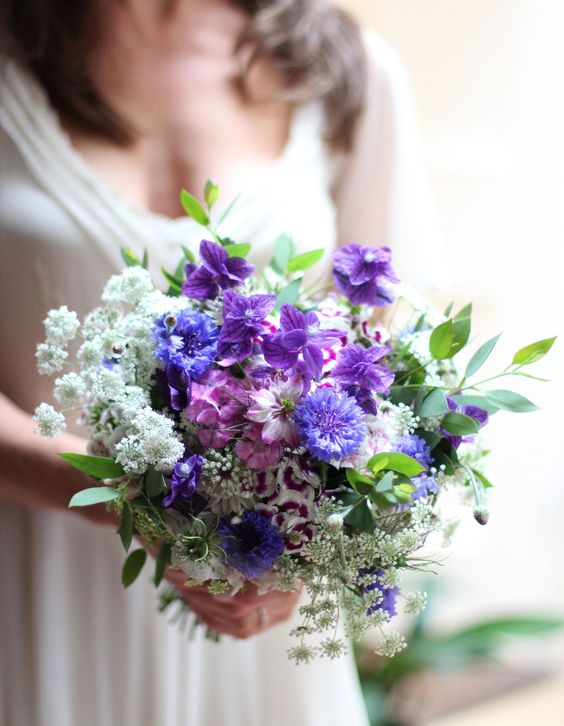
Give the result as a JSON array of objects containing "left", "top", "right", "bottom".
[
  {"left": 450, "top": 304, "right": 472, "bottom": 356},
  {"left": 441, "top": 412, "right": 480, "bottom": 435},
  {"left": 512, "top": 336, "right": 557, "bottom": 366},
  {"left": 485, "top": 389, "right": 539, "bottom": 413},
  {"left": 390, "top": 386, "right": 416, "bottom": 406},
  {"left": 180, "top": 245, "right": 195, "bottom": 264},
  {"left": 465, "top": 333, "right": 502, "bottom": 378},
  {"left": 275, "top": 278, "right": 301, "bottom": 312},
  {"left": 420, "top": 388, "right": 450, "bottom": 417},
  {"left": 375, "top": 471, "right": 395, "bottom": 493},
  {"left": 118, "top": 502, "right": 133, "bottom": 551},
  {"left": 161, "top": 267, "right": 183, "bottom": 294},
  {"left": 418, "top": 430, "right": 441, "bottom": 450},
  {"left": 204, "top": 180, "right": 220, "bottom": 209},
  {"left": 443, "top": 301, "right": 455, "bottom": 317},
  {"left": 224, "top": 243, "right": 251, "bottom": 258},
  {"left": 449, "top": 616, "right": 564, "bottom": 642},
  {"left": 60, "top": 453, "right": 125, "bottom": 480},
  {"left": 180, "top": 189, "right": 209, "bottom": 225},
  {"left": 144, "top": 468, "right": 167, "bottom": 497},
  {"left": 432, "top": 449, "right": 455, "bottom": 475},
  {"left": 216, "top": 193, "right": 241, "bottom": 227},
  {"left": 287, "top": 249, "right": 324, "bottom": 273},
  {"left": 154, "top": 542, "right": 172, "bottom": 587},
  {"left": 344, "top": 499, "right": 375, "bottom": 533},
  {"left": 121, "top": 548, "right": 147, "bottom": 588},
  {"left": 69, "top": 486, "right": 120, "bottom": 508},
  {"left": 271, "top": 233, "right": 294, "bottom": 275},
  {"left": 142, "top": 249, "right": 149, "bottom": 270},
  {"left": 451, "top": 394, "right": 500, "bottom": 416},
  {"left": 368, "top": 452, "right": 426, "bottom": 477},
  {"left": 120, "top": 247, "right": 142, "bottom": 267},
  {"left": 429, "top": 320, "right": 453, "bottom": 360},
  {"left": 472, "top": 468, "right": 494, "bottom": 489}
]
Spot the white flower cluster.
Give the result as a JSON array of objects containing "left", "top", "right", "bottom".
[
  {"left": 115, "top": 407, "right": 184, "bottom": 474},
  {"left": 33, "top": 403, "right": 66, "bottom": 438}
]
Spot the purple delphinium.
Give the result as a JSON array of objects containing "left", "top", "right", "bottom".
[
  {"left": 357, "top": 567, "right": 400, "bottom": 618},
  {"left": 444, "top": 397, "right": 489, "bottom": 449},
  {"left": 218, "top": 290, "right": 276, "bottom": 363},
  {"left": 332, "top": 344, "right": 394, "bottom": 413},
  {"left": 262, "top": 304, "right": 341, "bottom": 380},
  {"left": 293, "top": 387, "right": 366, "bottom": 463},
  {"left": 182, "top": 240, "right": 254, "bottom": 300},
  {"left": 218, "top": 510, "right": 285, "bottom": 579},
  {"left": 162, "top": 451, "right": 204, "bottom": 508},
  {"left": 332, "top": 244, "right": 399, "bottom": 306},
  {"left": 153, "top": 309, "right": 219, "bottom": 410}
]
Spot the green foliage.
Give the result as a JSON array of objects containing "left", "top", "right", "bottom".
[
  {"left": 204, "top": 180, "right": 220, "bottom": 209},
  {"left": 69, "top": 486, "right": 120, "bottom": 508},
  {"left": 118, "top": 502, "right": 133, "bottom": 551},
  {"left": 419, "top": 388, "right": 449, "bottom": 417},
  {"left": 275, "top": 278, "right": 301, "bottom": 311},
  {"left": 154, "top": 542, "right": 172, "bottom": 587},
  {"left": 120, "top": 247, "right": 142, "bottom": 268},
  {"left": 512, "top": 336, "right": 556, "bottom": 366},
  {"left": 485, "top": 389, "right": 538, "bottom": 413},
  {"left": 180, "top": 245, "right": 195, "bottom": 264},
  {"left": 441, "top": 412, "right": 480, "bottom": 435},
  {"left": 144, "top": 468, "right": 167, "bottom": 497},
  {"left": 465, "top": 333, "right": 502, "bottom": 378},
  {"left": 122, "top": 548, "right": 147, "bottom": 587},
  {"left": 180, "top": 189, "right": 209, "bottom": 225},
  {"left": 451, "top": 394, "right": 499, "bottom": 416},
  {"left": 224, "top": 242, "right": 251, "bottom": 258},
  {"left": 270, "top": 233, "right": 295, "bottom": 275},
  {"left": 368, "top": 452, "right": 426, "bottom": 477},
  {"left": 161, "top": 267, "right": 183, "bottom": 296},
  {"left": 429, "top": 304, "right": 472, "bottom": 360},
  {"left": 60, "top": 453, "right": 125, "bottom": 480},
  {"left": 287, "top": 249, "right": 324, "bottom": 272},
  {"left": 429, "top": 319, "right": 453, "bottom": 360}
]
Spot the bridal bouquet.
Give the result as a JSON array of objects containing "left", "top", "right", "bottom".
[{"left": 33, "top": 183, "right": 554, "bottom": 662}]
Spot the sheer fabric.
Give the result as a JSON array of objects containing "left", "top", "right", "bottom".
[{"left": 0, "top": 30, "right": 434, "bottom": 726}]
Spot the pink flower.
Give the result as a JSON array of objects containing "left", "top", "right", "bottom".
[
  {"left": 247, "top": 378, "right": 303, "bottom": 445},
  {"left": 235, "top": 423, "right": 283, "bottom": 469}
]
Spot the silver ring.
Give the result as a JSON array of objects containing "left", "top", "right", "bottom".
[{"left": 257, "top": 606, "right": 269, "bottom": 627}]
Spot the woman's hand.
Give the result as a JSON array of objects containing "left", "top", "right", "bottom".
[{"left": 164, "top": 567, "right": 302, "bottom": 639}]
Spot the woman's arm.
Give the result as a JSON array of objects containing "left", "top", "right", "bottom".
[{"left": 0, "top": 391, "right": 116, "bottom": 526}]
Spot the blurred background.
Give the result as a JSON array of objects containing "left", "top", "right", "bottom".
[{"left": 338, "top": 1, "right": 564, "bottom": 723}]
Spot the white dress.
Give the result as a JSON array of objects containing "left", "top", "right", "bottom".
[{"left": 0, "top": 30, "right": 435, "bottom": 726}]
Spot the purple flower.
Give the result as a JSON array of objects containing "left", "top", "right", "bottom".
[
  {"left": 333, "top": 344, "right": 394, "bottom": 412},
  {"left": 293, "top": 387, "right": 366, "bottom": 463},
  {"left": 332, "top": 244, "right": 399, "bottom": 306},
  {"left": 218, "top": 510, "right": 285, "bottom": 579},
  {"left": 182, "top": 240, "right": 255, "bottom": 300},
  {"left": 444, "top": 397, "right": 489, "bottom": 448},
  {"left": 396, "top": 434, "right": 433, "bottom": 469},
  {"left": 262, "top": 304, "right": 340, "bottom": 380},
  {"left": 357, "top": 567, "right": 399, "bottom": 619},
  {"left": 218, "top": 290, "right": 276, "bottom": 363},
  {"left": 154, "top": 357, "right": 192, "bottom": 411},
  {"left": 162, "top": 451, "right": 204, "bottom": 508}
]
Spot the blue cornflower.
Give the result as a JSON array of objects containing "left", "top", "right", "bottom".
[
  {"left": 154, "top": 309, "right": 219, "bottom": 378},
  {"left": 262, "top": 304, "right": 341, "bottom": 380},
  {"left": 357, "top": 567, "right": 399, "bottom": 619},
  {"left": 182, "top": 240, "right": 255, "bottom": 300},
  {"left": 218, "top": 290, "right": 276, "bottom": 363},
  {"left": 293, "top": 387, "right": 366, "bottom": 463},
  {"left": 333, "top": 344, "right": 394, "bottom": 412},
  {"left": 218, "top": 510, "right": 285, "bottom": 579},
  {"left": 332, "top": 244, "right": 399, "bottom": 306},
  {"left": 162, "top": 451, "right": 204, "bottom": 508}
]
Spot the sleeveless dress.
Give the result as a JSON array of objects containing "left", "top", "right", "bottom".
[{"left": 0, "top": 30, "right": 437, "bottom": 726}]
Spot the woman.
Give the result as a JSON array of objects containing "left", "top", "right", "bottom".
[{"left": 0, "top": 1, "right": 436, "bottom": 724}]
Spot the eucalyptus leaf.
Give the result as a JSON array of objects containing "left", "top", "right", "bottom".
[
  {"left": 180, "top": 189, "right": 209, "bottom": 225},
  {"left": 441, "top": 412, "right": 480, "bottom": 436},
  {"left": 420, "top": 388, "right": 449, "bottom": 417},
  {"left": 224, "top": 243, "right": 251, "bottom": 258},
  {"left": 122, "top": 548, "right": 147, "bottom": 588},
  {"left": 60, "top": 453, "right": 125, "bottom": 480},
  {"left": 432, "top": 449, "right": 455, "bottom": 475},
  {"left": 465, "top": 333, "right": 502, "bottom": 378},
  {"left": 118, "top": 502, "right": 133, "bottom": 551},
  {"left": 443, "top": 301, "right": 454, "bottom": 317},
  {"left": 451, "top": 394, "right": 499, "bottom": 416},
  {"left": 69, "top": 486, "right": 120, "bottom": 508},
  {"left": 485, "top": 389, "right": 539, "bottom": 413},
  {"left": 375, "top": 471, "right": 395, "bottom": 493},
  {"left": 274, "top": 278, "right": 301, "bottom": 311},
  {"left": 512, "top": 336, "right": 557, "bottom": 366},
  {"left": 271, "top": 233, "right": 294, "bottom": 275},
  {"left": 287, "top": 249, "right": 324, "bottom": 272}
]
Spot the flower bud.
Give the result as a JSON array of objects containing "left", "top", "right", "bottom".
[{"left": 473, "top": 506, "right": 489, "bottom": 525}]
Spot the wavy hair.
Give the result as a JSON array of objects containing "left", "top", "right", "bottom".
[{"left": 1, "top": 0, "right": 366, "bottom": 150}]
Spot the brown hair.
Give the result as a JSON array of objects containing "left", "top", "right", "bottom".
[{"left": 0, "top": 0, "right": 366, "bottom": 150}]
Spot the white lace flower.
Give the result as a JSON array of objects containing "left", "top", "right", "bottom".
[
  {"left": 54, "top": 372, "right": 86, "bottom": 407},
  {"left": 102, "top": 267, "right": 153, "bottom": 305},
  {"left": 375, "top": 631, "right": 407, "bottom": 657},
  {"left": 36, "top": 343, "right": 68, "bottom": 375},
  {"left": 33, "top": 403, "right": 66, "bottom": 437},
  {"left": 44, "top": 306, "right": 80, "bottom": 345},
  {"left": 403, "top": 591, "right": 427, "bottom": 616}
]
